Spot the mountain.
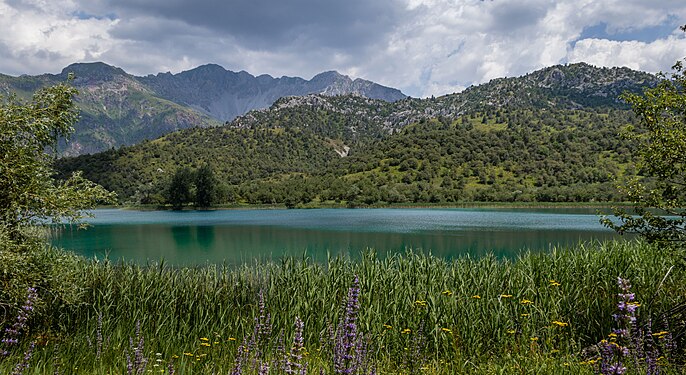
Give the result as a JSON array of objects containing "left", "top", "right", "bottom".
[
  {"left": 0, "top": 62, "right": 407, "bottom": 155},
  {"left": 139, "top": 65, "right": 406, "bottom": 123},
  {"left": 56, "top": 62, "right": 657, "bottom": 205},
  {"left": 0, "top": 63, "right": 220, "bottom": 155}
]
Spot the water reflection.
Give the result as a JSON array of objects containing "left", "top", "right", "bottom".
[{"left": 50, "top": 210, "right": 624, "bottom": 266}]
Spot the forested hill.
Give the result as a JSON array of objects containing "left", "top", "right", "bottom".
[{"left": 55, "top": 63, "right": 654, "bottom": 206}]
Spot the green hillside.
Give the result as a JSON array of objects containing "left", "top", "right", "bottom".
[{"left": 55, "top": 63, "right": 652, "bottom": 206}]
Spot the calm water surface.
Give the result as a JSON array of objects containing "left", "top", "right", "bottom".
[{"left": 49, "top": 208, "right": 623, "bottom": 265}]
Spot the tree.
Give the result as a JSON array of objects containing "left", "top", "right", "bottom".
[
  {"left": 194, "top": 164, "right": 217, "bottom": 208},
  {"left": 165, "top": 167, "right": 194, "bottom": 209},
  {"left": 0, "top": 81, "right": 114, "bottom": 241},
  {"left": 602, "top": 54, "right": 686, "bottom": 246}
]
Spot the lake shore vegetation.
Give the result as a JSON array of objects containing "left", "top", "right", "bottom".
[{"left": 1, "top": 240, "right": 685, "bottom": 374}]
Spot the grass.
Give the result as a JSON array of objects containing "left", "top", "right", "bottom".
[{"left": 0, "top": 240, "right": 684, "bottom": 373}]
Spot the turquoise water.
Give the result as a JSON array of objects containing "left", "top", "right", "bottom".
[{"left": 49, "top": 208, "right": 624, "bottom": 265}]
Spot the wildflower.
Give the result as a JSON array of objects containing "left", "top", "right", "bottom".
[
  {"left": 1, "top": 287, "right": 38, "bottom": 357},
  {"left": 200, "top": 342, "right": 211, "bottom": 347},
  {"left": 500, "top": 294, "right": 513, "bottom": 298},
  {"left": 183, "top": 352, "right": 193, "bottom": 357},
  {"left": 414, "top": 300, "right": 427, "bottom": 307},
  {"left": 383, "top": 324, "right": 392, "bottom": 330},
  {"left": 652, "top": 331, "right": 669, "bottom": 337},
  {"left": 521, "top": 313, "right": 530, "bottom": 317},
  {"left": 520, "top": 299, "right": 533, "bottom": 305},
  {"left": 441, "top": 328, "right": 452, "bottom": 334},
  {"left": 401, "top": 328, "right": 412, "bottom": 334},
  {"left": 200, "top": 337, "right": 209, "bottom": 341},
  {"left": 530, "top": 337, "right": 538, "bottom": 341},
  {"left": 549, "top": 280, "right": 561, "bottom": 287},
  {"left": 228, "top": 337, "right": 236, "bottom": 341},
  {"left": 441, "top": 290, "right": 453, "bottom": 296},
  {"left": 471, "top": 295, "right": 481, "bottom": 299},
  {"left": 507, "top": 329, "right": 516, "bottom": 334},
  {"left": 552, "top": 321, "right": 569, "bottom": 327}
]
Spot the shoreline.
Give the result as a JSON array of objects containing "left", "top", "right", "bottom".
[{"left": 113, "top": 201, "right": 634, "bottom": 211}]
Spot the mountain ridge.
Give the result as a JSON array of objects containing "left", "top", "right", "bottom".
[
  {"left": 0, "top": 62, "right": 407, "bottom": 155},
  {"left": 55, "top": 62, "right": 658, "bottom": 205}
]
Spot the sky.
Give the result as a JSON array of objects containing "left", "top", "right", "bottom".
[{"left": 1, "top": 0, "right": 685, "bottom": 98}]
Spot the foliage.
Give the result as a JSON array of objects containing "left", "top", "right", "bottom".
[
  {"left": 194, "top": 164, "right": 217, "bottom": 208},
  {"left": 1, "top": 241, "right": 685, "bottom": 373},
  {"left": 165, "top": 166, "right": 194, "bottom": 209},
  {"left": 0, "top": 83, "right": 114, "bottom": 240},
  {"left": 603, "top": 59, "right": 686, "bottom": 246}
]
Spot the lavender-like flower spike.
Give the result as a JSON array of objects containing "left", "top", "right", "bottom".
[
  {"left": 334, "top": 275, "right": 361, "bottom": 374},
  {"left": 2, "top": 287, "right": 38, "bottom": 357},
  {"left": 285, "top": 317, "right": 305, "bottom": 374},
  {"left": 11, "top": 341, "right": 35, "bottom": 375}
]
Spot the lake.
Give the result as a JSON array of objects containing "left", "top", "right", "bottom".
[{"left": 49, "top": 208, "right": 625, "bottom": 265}]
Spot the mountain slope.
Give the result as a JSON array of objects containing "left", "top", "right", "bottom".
[
  {"left": 138, "top": 65, "right": 406, "bottom": 122},
  {"left": 0, "top": 62, "right": 407, "bottom": 155},
  {"left": 55, "top": 62, "right": 654, "bottom": 205}
]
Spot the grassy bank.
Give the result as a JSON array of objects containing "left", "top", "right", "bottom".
[{"left": 0, "top": 240, "right": 684, "bottom": 374}]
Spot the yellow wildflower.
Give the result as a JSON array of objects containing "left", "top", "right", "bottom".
[
  {"left": 472, "top": 295, "right": 481, "bottom": 299},
  {"left": 549, "top": 280, "right": 561, "bottom": 287},
  {"left": 552, "top": 321, "right": 569, "bottom": 327},
  {"left": 521, "top": 313, "right": 530, "bottom": 317},
  {"left": 414, "top": 300, "right": 427, "bottom": 307},
  {"left": 228, "top": 337, "right": 237, "bottom": 341},
  {"left": 653, "top": 331, "right": 669, "bottom": 337},
  {"left": 401, "top": 328, "right": 412, "bottom": 334},
  {"left": 530, "top": 337, "right": 538, "bottom": 341},
  {"left": 507, "top": 329, "right": 516, "bottom": 334},
  {"left": 500, "top": 294, "right": 513, "bottom": 298},
  {"left": 520, "top": 299, "right": 533, "bottom": 305},
  {"left": 200, "top": 342, "right": 211, "bottom": 347},
  {"left": 383, "top": 324, "right": 393, "bottom": 330},
  {"left": 442, "top": 290, "right": 453, "bottom": 296},
  {"left": 183, "top": 352, "right": 194, "bottom": 357},
  {"left": 200, "top": 337, "right": 209, "bottom": 341},
  {"left": 441, "top": 328, "right": 452, "bottom": 333}
]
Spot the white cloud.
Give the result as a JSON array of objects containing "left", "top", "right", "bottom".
[{"left": 1, "top": 0, "right": 686, "bottom": 97}]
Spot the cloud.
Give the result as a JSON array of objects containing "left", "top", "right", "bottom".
[{"left": 1, "top": 0, "right": 686, "bottom": 97}]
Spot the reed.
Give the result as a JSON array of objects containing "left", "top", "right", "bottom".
[{"left": 0, "top": 240, "right": 684, "bottom": 374}]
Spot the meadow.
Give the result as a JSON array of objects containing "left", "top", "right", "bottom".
[{"left": 1, "top": 239, "right": 684, "bottom": 374}]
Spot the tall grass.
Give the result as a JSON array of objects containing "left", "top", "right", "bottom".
[{"left": 0, "top": 240, "right": 684, "bottom": 373}]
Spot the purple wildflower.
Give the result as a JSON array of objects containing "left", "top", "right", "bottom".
[
  {"left": 2, "top": 287, "right": 38, "bottom": 357},
  {"left": 11, "top": 341, "right": 35, "bottom": 375},
  {"left": 334, "top": 275, "right": 361, "bottom": 375},
  {"left": 285, "top": 316, "right": 306, "bottom": 374}
]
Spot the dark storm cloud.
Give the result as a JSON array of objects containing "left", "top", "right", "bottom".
[{"left": 84, "top": 0, "right": 404, "bottom": 50}]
